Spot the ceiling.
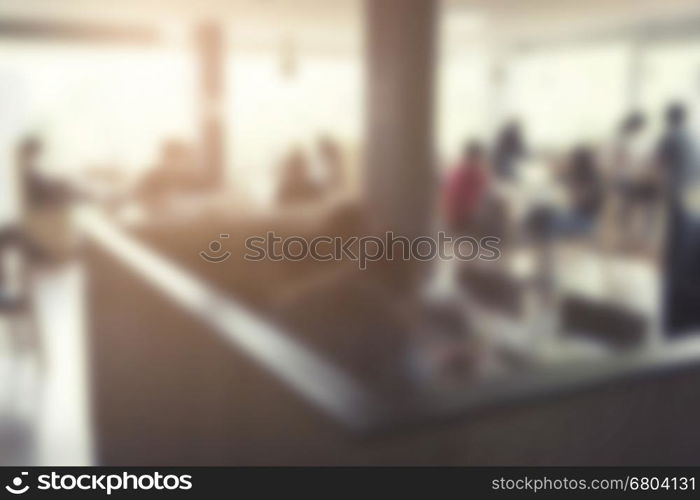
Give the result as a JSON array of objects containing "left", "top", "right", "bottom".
[
  {"left": 0, "top": 0, "right": 698, "bottom": 48},
  {"left": 0, "top": 0, "right": 696, "bottom": 25}
]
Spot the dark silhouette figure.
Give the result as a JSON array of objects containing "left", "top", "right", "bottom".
[
  {"left": 657, "top": 103, "right": 693, "bottom": 199},
  {"left": 659, "top": 103, "right": 700, "bottom": 334},
  {"left": 493, "top": 120, "right": 526, "bottom": 180},
  {"left": 566, "top": 146, "right": 604, "bottom": 223}
]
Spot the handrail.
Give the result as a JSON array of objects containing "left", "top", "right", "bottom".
[
  {"left": 78, "top": 208, "right": 700, "bottom": 433},
  {"left": 78, "top": 209, "right": 381, "bottom": 432}
]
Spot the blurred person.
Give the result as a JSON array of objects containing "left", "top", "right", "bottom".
[
  {"left": 138, "top": 139, "right": 202, "bottom": 207},
  {"left": 17, "top": 136, "right": 73, "bottom": 210},
  {"left": 0, "top": 135, "right": 78, "bottom": 361},
  {"left": 0, "top": 136, "right": 75, "bottom": 264},
  {"left": 657, "top": 103, "right": 696, "bottom": 201},
  {"left": 534, "top": 146, "right": 603, "bottom": 239},
  {"left": 522, "top": 148, "right": 604, "bottom": 302},
  {"left": 443, "top": 141, "right": 490, "bottom": 234},
  {"left": 659, "top": 102, "right": 700, "bottom": 333},
  {"left": 492, "top": 120, "right": 526, "bottom": 181},
  {"left": 277, "top": 148, "right": 321, "bottom": 206},
  {"left": 611, "top": 111, "right": 648, "bottom": 186},
  {"left": 317, "top": 135, "right": 346, "bottom": 193},
  {"left": 609, "top": 111, "right": 659, "bottom": 249}
]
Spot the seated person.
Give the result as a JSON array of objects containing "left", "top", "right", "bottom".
[
  {"left": 316, "top": 135, "right": 346, "bottom": 193},
  {"left": 526, "top": 146, "right": 604, "bottom": 242},
  {"left": 443, "top": 141, "right": 490, "bottom": 234},
  {"left": 277, "top": 148, "right": 321, "bottom": 206},
  {"left": 557, "top": 146, "right": 604, "bottom": 237},
  {"left": 1, "top": 136, "right": 78, "bottom": 263},
  {"left": 138, "top": 139, "right": 203, "bottom": 206}
]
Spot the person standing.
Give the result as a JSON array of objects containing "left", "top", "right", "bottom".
[{"left": 443, "top": 141, "right": 490, "bottom": 234}]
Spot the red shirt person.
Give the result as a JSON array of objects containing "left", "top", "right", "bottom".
[{"left": 444, "top": 141, "right": 490, "bottom": 233}]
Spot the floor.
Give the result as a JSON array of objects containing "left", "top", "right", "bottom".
[{"left": 0, "top": 262, "right": 93, "bottom": 466}]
